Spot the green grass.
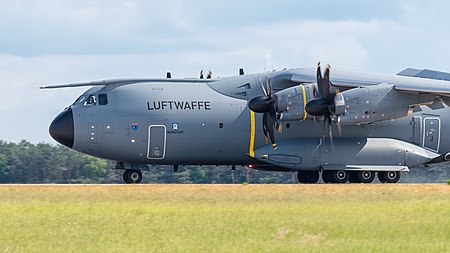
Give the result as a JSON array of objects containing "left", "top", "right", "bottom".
[{"left": 0, "top": 184, "right": 448, "bottom": 253}]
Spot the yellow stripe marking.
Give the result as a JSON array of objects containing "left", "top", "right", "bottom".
[
  {"left": 301, "top": 84, "right": 307, "bottom": 120},
  {"left": 249, "top": 110, "right": 255, "bottom": 158}
]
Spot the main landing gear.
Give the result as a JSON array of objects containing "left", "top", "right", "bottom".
[
  {"left": 297, "top": 170, "right": 401, "bottom": 184},
  {"left": 377, "top": 171, "right": 400, "bottom": 183},
  {"left": 123, "top": 169, "right": 143, "bottom": 184},
  {"left": 297, "top": 171, "right": 320, "bottom": 184}
]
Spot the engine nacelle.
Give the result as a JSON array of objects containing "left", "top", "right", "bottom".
[
  {"left": 336, "top": 83, "right": 435, "bottom": 125},
  {"left": 275, "top": 83, "right": 314, "bottom": 121}
]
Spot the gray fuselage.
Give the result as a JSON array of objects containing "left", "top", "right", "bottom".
[{"left": 60, "top": 68, "right": 450, "bottom": 170}]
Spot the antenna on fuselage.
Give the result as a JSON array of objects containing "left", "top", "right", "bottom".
[
  {"left": 239, "top": 68, "right": 245, "bottom": 75},
  {"left": 166, "top": 72, "right": 172, "bottom": 78}
]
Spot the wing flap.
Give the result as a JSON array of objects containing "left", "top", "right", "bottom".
[
  {"left": 393, "top": 83, "right": 450, "bottom": 95},
  {"left": 398, "top": 68, "right": 450, "bottom": 82}
]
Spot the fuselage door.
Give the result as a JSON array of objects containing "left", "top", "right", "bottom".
[
  {"left": 147, "top": 125, "right": 166, "bottom": 159},
  {"left": 423, "top": 117, "right": 440, "bottom": 152},
  {"left": 411, "top": 116, "right": 422, "bottom": 145}
]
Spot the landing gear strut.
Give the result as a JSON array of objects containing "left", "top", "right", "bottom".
[{"left": 123, "top": 169, "right": 143, "bottom": 184}]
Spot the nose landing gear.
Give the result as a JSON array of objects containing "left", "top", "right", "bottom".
[{"left": 123, "top": 169, "right": 143, "bottom": 184}]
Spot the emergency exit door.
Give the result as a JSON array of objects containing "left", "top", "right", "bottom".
[
  {"left": 423, "top": 117, "right": 440, "bottom": 152},
  {"left": 147, "top": 125, "right": 166, "bottom": 159}
]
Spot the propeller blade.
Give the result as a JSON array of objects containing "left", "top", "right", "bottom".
[
  {"left": 263, "top": 112, "right": 277, "bottom": 149},
  {"left": 320, "top": 116, "right": 334, "bottom": 148},
  {"left": 262, "top": 113, "right": 269, "bottom": 144},
  {"left": 336, "top": 121, "right": 342, "bottom": 135},
  {"left": 277, "top": 122, "right": 282, "bottom": 134},
  {"left": 316, "top": 62, "right": 322, "bottom": 84},
  {"left": 318, "top": 65, "right": 330, "bottom": 100},
  {"left": 324, "top": 64, "right": 330, "bottom": 80},
  {"left": 321, "top": 117, "right": 326, "bottom": 139},
  {"left": 265, "top": 75, "right": 272, "bottom": 96},
  {"left": 260, "top": 80, "right": 268, "bottom": 97},
  {"left": 327, "top": 116, "right": 334, "bottom": 148}
]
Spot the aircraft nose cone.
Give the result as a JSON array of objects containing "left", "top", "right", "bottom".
[{"left": 49, "top": 108, "right": 74, "bottom": 148}]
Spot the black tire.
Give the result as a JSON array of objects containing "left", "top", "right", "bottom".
[
  {"left": 297, "top": 171, "right": 320, "bottom": 184},
  {"left": 322, "top": 171, "right": 331, "bottom": 183},
  {"left": 348, "top": 172, "right": 358, "bottom": 183},
  {"left": 377, "top": 172, "right": 387, "bottom": 183},
  {"left": 349, "top": 171, "right": 375, "bottom": 184},
  {"left": 328, "top": 170, "right": 349, "bottom": 184},
  {"left": 123, "top": 169, "right": 143, "bottom": 184},
  {"left": 378, "top": 171, "right": 400, "bottom": 183}
]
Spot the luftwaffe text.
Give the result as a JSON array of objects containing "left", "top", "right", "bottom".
[{"left": 147, "top": 101, "right": 211, "bottom": 110}]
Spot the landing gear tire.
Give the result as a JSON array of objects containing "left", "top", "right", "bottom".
[
  {"left": 348, "top": 171, "right": 375, "bottom": 183},
  {"left": 297, "top": 171, "right": 320, "bottom": 184},
  {"left": 123, "top": 169, "right": 143, "bottom": 184},
  {"left": 328, "top": 170, "right": 349, "bottom": 184},
  {"left": 322, "top": 171, "right": 332, "bottom": 183},
  {"left": 377, "top": 171, "right": 400, "bottom": 183}
]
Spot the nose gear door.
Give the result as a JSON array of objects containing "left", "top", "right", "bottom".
[{"left": 147, "top": 125, "right": 166, "bottom": 159}]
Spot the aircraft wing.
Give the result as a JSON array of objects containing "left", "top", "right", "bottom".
[
  {"left": 279, "top": 67, "right": 450, "bottom": 125},
  {"left": 290, "top": 68, "right": 450, "bottom": 96},
  {"left": 39, "top": 78, "right": 213, "bottom": 89}
]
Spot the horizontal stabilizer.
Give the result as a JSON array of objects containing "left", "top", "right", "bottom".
[{"left": 397, "top": 68, "right": 450, "bottom": 81}]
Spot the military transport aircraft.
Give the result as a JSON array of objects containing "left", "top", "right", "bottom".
[{"left": 41, "top": 63, "right": 450, "bottom": 184}]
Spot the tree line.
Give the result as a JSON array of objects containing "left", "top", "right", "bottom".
[{"left": 0, "top": 140, "right": 449, "bottom": 184}]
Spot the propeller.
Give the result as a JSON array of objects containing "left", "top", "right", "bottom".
[
  {"left": 305, "top": 62, "right": 341, "bottom": 145},
  {"left": 248, "top": 75, "right": 282, "bottom": 149}
]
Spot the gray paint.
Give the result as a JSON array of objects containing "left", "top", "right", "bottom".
[{"left": 43, "top": 66, "right": 450, "bottom": 183}]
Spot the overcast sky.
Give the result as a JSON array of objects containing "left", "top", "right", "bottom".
[{"left": 2, "top": 0, "right": 450, "bottom": 143}]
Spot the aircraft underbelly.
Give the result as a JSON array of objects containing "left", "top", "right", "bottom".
[{"left": 252, "top": 138, "right": 439, "bottom": 170}]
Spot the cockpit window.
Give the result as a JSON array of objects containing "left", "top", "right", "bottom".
[
  {"left": 73, "top": 95, "right": 86, "bottom": 105},
  {"left": 84, "top": 95, "right": 97, "bottom": 106},
  {"left": 98, "top": 94, "right": 108, "bottom": 105}
]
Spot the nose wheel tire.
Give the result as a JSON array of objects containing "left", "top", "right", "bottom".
[
  {"left": 348, "top": 171, "right": 375, "bottom": 183},
  {"left": 378, "top": 171, "right": 400, "bottom": 183},
  {"left": 297, "top": 171, "right": 320, "bottom": 184},
  {"left": 123, "top": 169, "right": 143, "bottom": 184}
]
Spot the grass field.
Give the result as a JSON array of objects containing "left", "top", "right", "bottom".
[{"left": 0, "top": 184, "right": 448, "bottom": 253}]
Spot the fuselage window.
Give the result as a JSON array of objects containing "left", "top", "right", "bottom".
[
  {"left": 84, "top": 95, "right": 97, "bottom": 106},
  {"left": 98, "top": 94, "right": 108, "bottom": 105}
]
